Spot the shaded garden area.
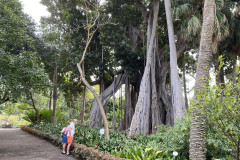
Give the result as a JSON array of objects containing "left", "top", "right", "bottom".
[{"left": 1, "top": 0, "right": 240, "bottom": 159}]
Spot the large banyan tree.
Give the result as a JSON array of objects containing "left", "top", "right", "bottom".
[
  {"left": 41, "top": 0, "right": 188, "bottom": 135},
  {"left": 89, "top": 0, "right": 187, "bottom": 135}
]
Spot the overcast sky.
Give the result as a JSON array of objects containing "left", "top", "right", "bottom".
[
  {"left": 20, "top": 0, "right": 49, "bottom": 25},
  {"left": 19, "top": 0, "right": 107, "bottom": 25}
]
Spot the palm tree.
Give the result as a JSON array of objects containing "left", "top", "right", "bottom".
[
  {"left": 189, "top": 0, "right": 215, "bottom": 159},
  {"left": 172, "top": 0, "right": 235, "bottom": 86}
]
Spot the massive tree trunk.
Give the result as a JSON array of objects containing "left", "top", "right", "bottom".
[
  {"left": 129, "top": 0, "right": 160, "bottom": 136},
  {"left": 189, "top": 0, "right": 215, "bottom": 159},
  {"left": 129, "top": 0, "right": 187, "bottom": 135},
  {"left": 81, "top": 85, "right": 86, "bottom": 123},
  {"left": 151, "top": 50, "right": 162, "bottom": 133},
  {"left": 89, "top": 74, "right": 126, "bottom": 128},
  {"left": 51, "top": 66, "right": 58, "bottom": 124},
  {"left": 164, "top": 0, "right": 186, "bottom": 122},
  {"left": 157, "top": 61, "right": 174, "bottom": 126}
]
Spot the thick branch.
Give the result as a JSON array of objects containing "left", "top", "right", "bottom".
[
  {"left": 77, "top": 63, "right": 109, "bottom": 139},
  {"left": 136, "top": 0, "right": 148, "bottom": 25}
]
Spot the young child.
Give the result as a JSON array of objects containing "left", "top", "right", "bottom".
[
  {"left": 66, "top": 119, "right": 77, "bottom": 157},
  {"left": 61, "top": 126, "right": 68, "bottom": 154}
]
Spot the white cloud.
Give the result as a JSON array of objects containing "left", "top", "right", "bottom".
[{"left": 20, "top": 0, "right": 50, "bottom": 25}]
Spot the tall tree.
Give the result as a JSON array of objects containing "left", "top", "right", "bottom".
[
  {"left": 164, "top": 0, "right": 186, "bottom": 122},
  {"left": 76, "top": 0, "right": 116, "bottom": 139},
  {"left": 129, "top": 0, "right": 160, "bottom": 136},
  {"left": 39, "top": 25, "right": 69, "bottom": 123},
  {"left": 189, "top": 0, "right": 215, "bottom": 159},
  {"left": 0, "top": 0, "right": 50, "bottom": 105}
]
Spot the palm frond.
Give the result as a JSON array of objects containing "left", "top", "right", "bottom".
[
  {"left": 215, "top": 0, "right": 224, "bottom": 10},
  {"left": 214, "top": 12, "right": 229, "bottom": 41},
  {"left": 173, "top": 3, "right": 192, "bottom": 19},
  {"left": 187, "top": 15, "right": 201, "bottom": 36}
]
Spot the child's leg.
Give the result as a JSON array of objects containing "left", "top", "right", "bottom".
[
  {"left": 62, "top": 143, "right": 66, "bottom": 153},
  {"left": 67, "top": 142, "right": 72, "bottom": 155},
  {"left": 67, "top": 136, "right": 73, "bottom": 155}
]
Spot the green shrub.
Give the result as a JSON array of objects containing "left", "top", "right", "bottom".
[
  {"left": 23, "top": 110, "right": 37, "bottom": 124},
  {"left": 24, "top": 109, "right": 66, "bottom": 124},
  {"left": 31, "top": 116, "right": 234, "bottom": 159},
  {"left": 31, "top": 120, "right": 189, "bottom": 159},
  {"left": 40, "top": 109, "right": 52, "bottom": 123},
  {"left": 192, "top": 79, "right": 240, "bottom": 159}
]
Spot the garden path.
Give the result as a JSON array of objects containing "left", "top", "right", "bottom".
[{"left": 0, "top": 128, "right": 79, "bottom": 160}]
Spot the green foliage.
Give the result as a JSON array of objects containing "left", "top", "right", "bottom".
[
  {"left": 23, "top": 109, "right": 66, "bottom": 124},
  {"left": 0, "top": 0, "right": 33, "bottom": 53},
  {"left": 32, "top": 122, "right": 67, "bottom": 137},
  {"left": 0, "top": 0, "right": 50, "bottom": 104},
  {"left": 32, "top": 115, "right": 234, "bottom": 159},
  {"left": 192, "top": 59, "right": 240, "bottom": 159},
  {"left": 23, "top": 110, "right": 37, "bottom": 124},
  {"left": 0, "top": 103, "right": 23, "bottom": 115},
  {"left": 187, "top": 15, "right": 201, "bottom": 36},
  {"left": 32, "top": 118, "right": 190, "bottom": 159},
  {"left": 193, "top": 80, "right": 240, "bottom": 159},
  {"left": 0, "top": 114, "right": 29, "bottom": 127},
  {"left": 39, "top": 109, "right": 53, "bottom": 123}
]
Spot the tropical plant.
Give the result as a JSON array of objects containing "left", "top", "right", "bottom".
[
  {"left": 189, "top": 0, "right": 215, "bottom": 159},
  {"left": 23, "top": 109, "right": 66, "bottom": 124}
]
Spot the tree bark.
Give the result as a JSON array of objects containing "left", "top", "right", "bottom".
[
  {"left": 89, "top": 74, "right": 126, "bottom": 128},
  {"left": 130, "top": 85, "right": 136, "bottom": 120},
  {"left": 119, "top": 85, "right": 123, "bottom": 130},
  {"left": 30, "top": 93, "right": 40, "bottom": 124},
  {"left": 77, "top": 63, "right": 109, "bottom": 139},
  {"left": 128, "top": 0, "right": 188, "bottom": 136},
  {"left": 0, "top": 93, "right": 10, "bottom": 105},
  {"left": 112, "top": 74, "right": 116, "bottom": 130},
  {"left": 189, "top": 0, "right": 215, "bottom": 159},
  {"left": 164, "top": 0, "right": 186, "bottom": 122},
  {"left": 51, "top": 66, "right": 58, "bottom": 124},
  {"left": 81, "top": 85, "right": 86, "bottom": 123},
  {"left": 129, "top": 0, "right": 159, "bottom": 136},
  {"left": 123, "top": 75, "right": 133, "bottom": 130},
  {"left": 182, "top": 54, "right": 189, "bottom": 109},
  {"left": 48, "top": 90, "right": 52, "bottom": 110},
  {"left": 151, "top": 43, "right": 161, "bottom": 134}
]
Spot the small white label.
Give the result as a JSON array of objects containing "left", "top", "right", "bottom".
[{"left": 100, "top": 128, "right": 104, "bottom": 135}]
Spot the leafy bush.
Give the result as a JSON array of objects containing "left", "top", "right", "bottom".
[
  {"left": 40, "top": 109, "right": 52, "bottom": 123},
  {"left": 23, "top": 109, "right": 66, "bottom": 124},
  {"left": 31, "top": 115, "right": 234, "bottom": 159},
  {"left": 23, "top": 110, "right": 37, "bottom": 124},
  {"left": 192, "top": 82, "right": 238, "bottom": 159},
  {"left": 32, "top": 119, "right": 190, "bottom": 159}
]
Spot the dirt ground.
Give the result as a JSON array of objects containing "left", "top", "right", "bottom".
[{"left": 0, "top": 128, "right": 79, "bottom": 160}]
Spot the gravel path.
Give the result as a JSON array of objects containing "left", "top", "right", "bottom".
[{"left": 0, "top": 128, "right": 78, "bottom": 160}]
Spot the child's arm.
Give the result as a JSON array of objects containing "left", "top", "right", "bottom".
[{"left": 69, "top": 127, "right": 72, "bottom": 136}]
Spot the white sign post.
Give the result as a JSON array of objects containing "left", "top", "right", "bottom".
[{"left": 100, "top": 128, "right": 104, "bottom": 135}]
